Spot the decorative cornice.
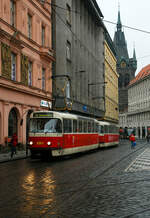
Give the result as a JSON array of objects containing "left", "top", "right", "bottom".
[{"left": 0, "top": 77, "right": 52, "bottom": 100}]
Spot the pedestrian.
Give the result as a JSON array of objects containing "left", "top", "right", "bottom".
[
  {"left": 10, "top": 133, "right": 18, "bottom": 158},
  {"left": 129, "top": 133, "right": 136, "bottom": 149}
]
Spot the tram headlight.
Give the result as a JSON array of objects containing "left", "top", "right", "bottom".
[
  {"left": 29, "top": 141, "right": 33, "bottom": 145},
  {"left": 47, "top": 141, "right": 51, "bottom": 145}
]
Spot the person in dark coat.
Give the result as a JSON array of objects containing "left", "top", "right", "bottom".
[{"left": 10, "top": 133, "right": 18, "bottom": 158}]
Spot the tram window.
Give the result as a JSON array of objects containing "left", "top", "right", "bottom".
[
  {"left": 88, "top": 122, "right": 91, "bottom": 132},
  {"left": 55, "top": 120, "right": 62, "bottom": 133},
  {"left": 91, "top": 122, "right": 94, "bottom": 132},
  {"left": 73, "top": 120, "right": 77, "bottom": 133},
  {"left": 79, "top": 120, "right": 82, "bottom": 132},
  {"left": 104, "top": 125, "right": 108, "bottom": 133},
  {"left": 63, "top": 119, "right": 72, "bottom": 133},
  {"left": 83, "top": 121, "right": 87, "bottom": 132},
  {"left": 101, "top": 126, "right": 104, "bottom": 133},
  {"left": 95, "top": 123, "right": 99, "bottom": 133}
]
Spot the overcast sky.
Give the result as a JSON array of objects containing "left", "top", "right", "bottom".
[{"left": 97, "top": 0, "right": 150, "bottom": 75}]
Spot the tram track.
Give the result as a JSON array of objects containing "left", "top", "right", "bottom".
[{"left": 42, "top": 141, "right": 150, "bottom": 217}]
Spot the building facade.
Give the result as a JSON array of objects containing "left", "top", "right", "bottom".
[
  {"left": 127, "top": 65, "right": 150, "bottom": 138},
  {"left": 0, "top": 0, "right": 54, "bottom": 146},
  {"left": 103, "top": 30, "right": 119, "bottom": 123},
  {"left": 52, "top": 0, "right": 105, "bottom": 118},
  {"left": 113, "top": 9, "right": 137, "bottom": 113}
]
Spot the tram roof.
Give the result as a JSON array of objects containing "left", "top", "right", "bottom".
[{"left": 31, "top": 111, "right": 98, "bottom": 122}]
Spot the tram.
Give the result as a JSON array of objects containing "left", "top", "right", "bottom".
[
  {"left": 98, "top": 121, "right": 119, "bottom": 147},
  {"left": 28, "top": 111, "right": 119, "bottom": 158}
]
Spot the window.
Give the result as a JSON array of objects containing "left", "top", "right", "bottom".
[
  {"left": 28, "top": 61, "right": 32, "bottom": 86},
  {"left": 10, "top": 0, "right": 16, "bottom": 27},
  {"left": 28, "top": 13, "right": 32, "bottom": 39},
  {"left": 73, "top": 120, "right": 77, "bottom": 133},
  {"left": 66, "top": 41, "right": 71, "bottom": 61},
  {"left": 63, "top": 119, "right": 72, "bottom": 133},
  {"left": 11, "top": 52, "right": 16, "bottom": 81},
  {"left": 88, "top": 122, "right": 91, "bottom": 133},
  {"left": 79, "top": 120, "right": 82, "bottom": 133},
  {"left": 41, "top": 25, "right": 45, "bottom": 46},
  {"left": 66, "top": 4, "right": 71, "bottom": 25},
  {"left": 42, "top": 68, "right": 45, "bottom": 90},
  {"left": 29, "top": 118, "right": 62, "bottom": 133},
  {"left": 40, "top": 0, "right": 45, "bottom": 4},
  {"left": 83, "top": 121, "right": 87, "bottom": 133}
]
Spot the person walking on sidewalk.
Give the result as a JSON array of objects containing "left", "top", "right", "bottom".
[
  {"left": 10, "top": 133, "right": 18, "bottom": 158},
  {"left": 129, "top": 133, "right": 136, "bottom": 149}
]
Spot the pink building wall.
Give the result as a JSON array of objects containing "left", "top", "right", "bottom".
[{"left": 0, "top": 0, "right": 54, "bottom": 146}]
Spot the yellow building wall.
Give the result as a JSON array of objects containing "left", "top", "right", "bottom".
[{"left": 104, "top": 41, "right": 119, "bottom": 123}]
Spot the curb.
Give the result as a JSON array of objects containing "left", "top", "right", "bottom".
[{"left": 0, "top": 152, "right": 30, "bottom": 164}]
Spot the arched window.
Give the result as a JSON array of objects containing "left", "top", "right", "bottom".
[{"left": 8, "top": 108, "right": 18, "bottom": 137}]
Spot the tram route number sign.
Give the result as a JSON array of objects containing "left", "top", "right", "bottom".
[{"left": 33, "top": 113, "right": 53, "bottom": 118}]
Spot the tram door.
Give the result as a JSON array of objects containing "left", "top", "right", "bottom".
[{"left": 26, "top": 110, "right": 33, "bottom": 144}]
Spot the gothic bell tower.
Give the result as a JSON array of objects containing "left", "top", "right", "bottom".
[{"left": 113, "top": 8, "right": 137, "bottom": 113}]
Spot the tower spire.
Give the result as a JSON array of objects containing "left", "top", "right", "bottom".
[
  {"left": 133, "top": 45, "right": 136, "bottom": 60},
  {"left": 117, "top": 3, "right": 122, "bottom": 31}
]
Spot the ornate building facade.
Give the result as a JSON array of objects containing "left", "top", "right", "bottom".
[
  {"left": 103, "top": 30, "right": 119, "bottom": 123},
  {"left": 0, "top": 0, "right": 54, "bottom": 146},
  {"left": 113, "top": 9, "right": 137, "bottom": 113}
]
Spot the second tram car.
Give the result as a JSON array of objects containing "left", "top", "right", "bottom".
[{"left": 28, "top": 111, "right": 119, "bottom": 158}]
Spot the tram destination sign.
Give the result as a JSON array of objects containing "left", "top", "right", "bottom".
[{"left": 33, "top": 113, "right": 53, "bottom": 118}]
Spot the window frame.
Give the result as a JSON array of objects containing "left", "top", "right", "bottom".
[
  {"left": 41, "top": 25, "right": 45, "bottom": 46},
  {"left": 10, "top": 0, "right": 16, "bottom": 27},
  {"left": 28, "top": 61, "right": 32, "bottom": 86},
  {"left": 28, "top": 13, "right": 32, "bottom": 39},
  {"left": 11, "top": 52, "right": 17, "bottom": 81},
  {"left": 42, "top": 67, "right": 45, "bottom": 90}
]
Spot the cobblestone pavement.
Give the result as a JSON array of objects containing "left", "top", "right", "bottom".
[
  {"left": 0, "top": 149, "right": 29, "bottom": 163},
  {"left": 0, "top": 139, "right": 150, "bottom": 218}
]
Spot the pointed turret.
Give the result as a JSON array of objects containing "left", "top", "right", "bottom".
[
  {"left": 132, "top": 47, "right": 137, "bottom": 69},
  {"left": 133, "top": 48, "right": 136, "bottom": 61},
  {"left": 117, "top": 9, "right": 122, "bottom": 31}
]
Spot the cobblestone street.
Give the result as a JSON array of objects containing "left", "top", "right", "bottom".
[{"left": 0, "top": 139, "right": 150, "bottom": 218}]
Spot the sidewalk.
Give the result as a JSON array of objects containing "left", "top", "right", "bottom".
[{"left": 0, "top": 149, "right": 30, "bottom": 163}]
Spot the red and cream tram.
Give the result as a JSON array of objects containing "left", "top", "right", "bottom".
[
  {"left": 28, "top": 111, "right": 119, "bottom": 158},
  {"left": 98, "top": 121, "right": 119, "bottom": 147}
]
